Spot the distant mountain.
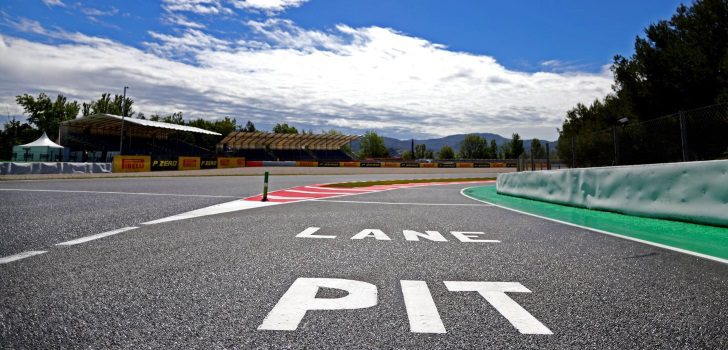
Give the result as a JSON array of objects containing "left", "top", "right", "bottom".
[{"left": 351, "top": 133, "right": 557, "bottom": 155}]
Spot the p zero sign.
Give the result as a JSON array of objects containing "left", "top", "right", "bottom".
[
  {"left": 178, "top": 156, "right": 201, "bottom": 171},
  {"left": 112, "top": 155, "right": 150, "bottom": 173}
]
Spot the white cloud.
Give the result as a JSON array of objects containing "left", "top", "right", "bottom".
[
  {"left": 163, "top": 14, "right": 206, "bottom": 29},
  {"left": 145, "top": 29, "right": 231, "bottom": 57},
  {"left": 161, "top": 0, "right": 232, "bottom": 15},
  {"left": 0, "top": 20, "right": 613, "bottom": 140},
  {"left": 81, "top": 7, "right": 119, "bottom": 17},
  {"left": 230, "top": 0, "right": 309, "bottom": 12},
  {"left": 42, "top": 0, "right": 65, "bottom": 7}
]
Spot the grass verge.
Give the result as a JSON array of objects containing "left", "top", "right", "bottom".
[{"left": 463, "top": 185, "right": 728, "bottom": 262}]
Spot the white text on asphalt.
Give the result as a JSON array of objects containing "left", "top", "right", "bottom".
[
  {"left": 258, "top": 278, "right": 551, "bottom": 334},
  {"left": 295, "top": 227, "right": 500, "bottom": 243}
]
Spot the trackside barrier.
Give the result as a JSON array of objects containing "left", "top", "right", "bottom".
[
  {"left": 218, "top": 157, "right": 245, "bottom": 168},
  {"left": 496, "top": 159, "right": 728, "bottom": 227},
  {"left": 113, "top": 155, "right": 151, "bottom": 173},
  {"left": 341, "top": 162, "right": 359, "bottom": 167},
  {"left": 201, "top": 158, "right": 218, "bottom": 169},
  {"left": 178, "top": 156, "right": 201, "bottom": 171},
  {"left": 247, "top": 161, "right": 264, "bottom": 167},
  {"left": 296, "top": 161, "right": 318, "bottom": 167},
  {"left": 262, "top": 161, "right": 296, "bottom": 167},
  {"left": 0, "top": 162, "right": 112, "bottom": 175},
  {"left": 457, "top": 163, "right": 474, "bottom": 168}
]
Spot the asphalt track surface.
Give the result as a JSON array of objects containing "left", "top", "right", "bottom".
[{"left": 1, "top": 174, "right": 727, "bottom": 348}]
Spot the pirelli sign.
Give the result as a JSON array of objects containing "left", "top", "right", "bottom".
[{"left": 113, "top": 155, "right": 151, "bottom": 173}]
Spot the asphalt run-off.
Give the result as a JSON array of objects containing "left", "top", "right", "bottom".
[{"left": 1, "top": 173, "right": 726, "bottom": 348}]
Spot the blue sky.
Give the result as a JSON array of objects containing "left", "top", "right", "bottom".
[{"left": 0, "top": 0, "right": 685, "bottom": 140}]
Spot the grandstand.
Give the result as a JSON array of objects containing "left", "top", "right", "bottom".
[
  {"left": 59, "top": 114, "right": 221, "bottom": 162},
  {"left": 218, "top": 131, "right": 359, "bottom": 161}
]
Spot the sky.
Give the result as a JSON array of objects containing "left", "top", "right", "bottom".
[{"left": 0, "top": 0, "right": 685, "bottom": 140}]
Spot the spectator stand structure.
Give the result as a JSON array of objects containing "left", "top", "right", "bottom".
[
  {"left": 60, "top": 113, "right": 221, "bottom": 162},
  {"left": 218, "top": 131, "right": 359, "bottom": 161}
]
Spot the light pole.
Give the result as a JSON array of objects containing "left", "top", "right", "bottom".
[
  {"left": 613, "top": 117, "right": 629, "bottom": 165},
  {"left": 119, "top": 86, "right": 128, "bottom": 155}
]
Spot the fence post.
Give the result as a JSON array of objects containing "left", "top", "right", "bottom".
[
  {"left": 530, "top": 151, "right": 535, "bottom": 171},
  {"left": 679, "top": 111, "right": 689, "bottom": 162},
  {"left": 546, "top": 143, "right": 551, "bottom": 170}
]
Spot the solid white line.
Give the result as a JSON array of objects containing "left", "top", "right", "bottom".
[
  {"left": 313, "top": 199, "right": 492, "bottom": 206},
  {"left": 56, "top": 227, "right": 139, "bottom": 246},
  {"left": 0, "top": 250, "right": 47, "bottom": 264},
  {"left": 0, "top": 188, "right": 237, "bottom": 198},
  {"left": 460, "top": 187, "right": 728, "bottom": 265}
]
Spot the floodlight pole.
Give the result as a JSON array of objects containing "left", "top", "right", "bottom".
[{"left": 119, "top": 86, "right": 128, "bottom": 155}]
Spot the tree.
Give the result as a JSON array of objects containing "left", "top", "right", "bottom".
[
  {"left": 358, "top": 131, "right": 388, "bottom": 158},
  {"left": 560, "top": 0, "right": 728, "bottom": 165},
  {"left": 0, "top": 117, "right": 41, "bottom": 160},
  {"left": 506, "top": 133, "right": 524, "bottom": 158},
  {"left": 161, "top": 112, "right": 184, "bottom": 125},
  {"left": 459, "top": 134, "right": 487, "bottom": 159},
  {"left": 273, "top": 123, "right": 298, "bottom": 134},
  {"left": 438, "top": 145, "right": 455, "bottom": 159},
  {"left": 83, "top": 93, "right": 134, "bottom": 117},
  {"left": 401, "top": 150, "right": 414, "bottom": 160},
  {"left": 414, "top": 144, "right": 427, "bottom": 159},
  {"left": 15, "top": 93, "right": 80, "bottom": 138},
  {"left": 531, "top": 139, "right": 545, "bottom": 159},
  {"left": 424, "top": 149, "right": 434, "bottom": 159},
  {"left": 243, "top": 120, "right": 256, "bottom": 132},
  {"left": 489, "top": 139, "right": 498, "bottom": 159}
]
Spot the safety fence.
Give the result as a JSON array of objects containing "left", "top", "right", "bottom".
[
  {"left": 113, "top": 156, "right": 246, "bottom": 172},
  {"left": 111, "top": 156, "right": 526, "bottom": 173},
  {"left": 561, "top": 102, "right": 728, "bottom": 167}
]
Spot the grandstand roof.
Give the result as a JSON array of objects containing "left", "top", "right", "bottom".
[
  {"left": 60, "top": 114, "right": 221, "bottom": 137},
  {"left": 219, "top": 131, "right": 359, "bottom": 150}
]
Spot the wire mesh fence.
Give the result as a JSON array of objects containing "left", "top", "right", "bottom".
[{"left": 561, "top": 102, "right": 728, "bottom": 168}]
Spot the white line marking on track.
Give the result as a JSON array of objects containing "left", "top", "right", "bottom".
[
  {"left": 313, "top": 199, "right": 492, "bottom": 206},
  {"left": 0, "top": 250, "right": 47, "bottom": 264},
  {"left": 142, "top": 200, "right": 278, "bottom": 224},
  {"left": 0, "top": 188, "right": 238, "bottom": 198},
  {"left": 460, "top": 186, "right": 728, "bottom": 265},
  {"left": 56, "top": 227, "right": 139, "bottom": 246}
]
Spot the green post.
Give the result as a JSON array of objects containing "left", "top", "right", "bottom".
[{"left": 262, "top": 171, "right": 269, "bottom": 202}]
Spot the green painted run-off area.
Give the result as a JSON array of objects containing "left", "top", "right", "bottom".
[{"left": 464, "top": 185, "right": 728, "bottom": 261}]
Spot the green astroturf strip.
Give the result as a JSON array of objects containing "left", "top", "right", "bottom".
[{"left": 464, "top": 185, "right": 728, "bottom": 260}]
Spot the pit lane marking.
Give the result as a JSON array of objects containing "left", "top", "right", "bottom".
[
  {"left": 0, "top": 250, "right": 48, "bottom": 264},
  {"left": 56, "top": 227, "right": 139, "bottom": 246}
]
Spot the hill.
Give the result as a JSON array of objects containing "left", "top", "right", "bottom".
[{"left": 351, "top": 133, "right": 556, "bottom": 155}]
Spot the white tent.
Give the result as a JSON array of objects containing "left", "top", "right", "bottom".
[{"left": 12, "top": 132, "right": 64, "bottom": 161}]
